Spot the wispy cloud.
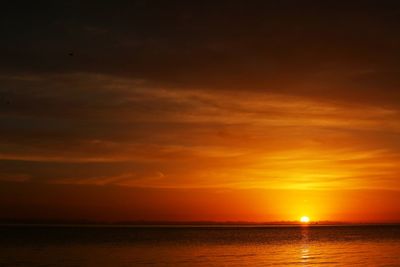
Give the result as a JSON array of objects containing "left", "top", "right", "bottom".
[{"left": 1, "top": 73, "right": 400, "bottom": 191}]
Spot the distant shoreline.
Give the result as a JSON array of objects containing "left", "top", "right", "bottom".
[{"left": 1, "top": 221, "right": 399, "bottom": 227}]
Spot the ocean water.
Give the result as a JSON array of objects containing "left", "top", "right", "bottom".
[{"left": 0, "top": 225, "right": 399, "bottom": 266}]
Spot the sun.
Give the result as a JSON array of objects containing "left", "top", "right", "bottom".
[{"left": 300, "top": 216, "right": 310, "bottom": 223}]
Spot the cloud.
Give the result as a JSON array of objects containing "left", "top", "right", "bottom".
[
  {"left": 1, "top": 73, "right": 400, "bottom": 190},
  {"left": 1, "top": 1, "right": 400, "bottom": 106},
  {"left": 1, "top": 1, "right": 400, "bottom": 193}
]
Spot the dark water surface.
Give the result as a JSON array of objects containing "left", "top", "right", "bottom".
[{"left": 0, "top": 225, "right": 399, "bottom": 266}]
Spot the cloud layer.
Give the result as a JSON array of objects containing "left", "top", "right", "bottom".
[
  {"left": 1, "top": 73, "right": 400, "bottom": 191},
  {"left": 1, "top": 1, "right": 400, "bottom": 221}
]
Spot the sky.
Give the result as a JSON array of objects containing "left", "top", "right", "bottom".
[{"left": 1, "top": 1, "right": 400, "bottom": 223}]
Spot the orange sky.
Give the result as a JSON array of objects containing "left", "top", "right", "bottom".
[
  {"left": 1, "top": 74, "right": 400, "bottom": 223},
  {"left": 1, "top": 2, "right": 400, "bottom": 223}
]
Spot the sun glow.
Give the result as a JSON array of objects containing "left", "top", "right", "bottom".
[{"left": 300, "top": 216, "right": 310, "bottom": 223}]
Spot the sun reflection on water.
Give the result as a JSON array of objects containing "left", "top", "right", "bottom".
[{"left": 300, "top": 226, "right": 310, "bottom": 265}]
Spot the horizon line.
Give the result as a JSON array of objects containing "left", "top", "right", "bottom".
[{"left": 1, "top": 219, "right": 400, "bottom": 227}]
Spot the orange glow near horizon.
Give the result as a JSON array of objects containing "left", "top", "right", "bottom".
[{"left": 1, "top": 75, "right": 400, "bottom": 223}]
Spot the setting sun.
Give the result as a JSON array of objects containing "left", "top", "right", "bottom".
[{"left": 300, "top": 216, "right": 310, "bottom": 223}]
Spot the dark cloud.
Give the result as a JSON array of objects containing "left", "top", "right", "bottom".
[{"left": 2, "top": 1, "right": 400, "bottom": 98}]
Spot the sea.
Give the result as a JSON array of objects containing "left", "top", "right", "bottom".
[{"left": 0, "top": 224, "right": 399, "bottom": 266}]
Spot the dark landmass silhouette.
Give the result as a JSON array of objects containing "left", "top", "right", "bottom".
[{"left": 1, "top": 218, "right": 399, "bottom": 226}]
